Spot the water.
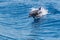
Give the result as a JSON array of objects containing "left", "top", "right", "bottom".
[{"left": 0, "top": 0, "right": 60, "bottom": 40}]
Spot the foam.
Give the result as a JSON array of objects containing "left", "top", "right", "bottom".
[
  {"left": 30, "top": 7, "right": 48, "bottom": 16},
  {"left": 40, "top": 7, "right": 48, "bottom": 16},
  {"left": 30, "top": 8, "right": 38, "bottom": 11}
]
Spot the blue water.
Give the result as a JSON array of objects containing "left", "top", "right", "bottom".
[{"left": 0, "top": 0, "right": 60, "bottom": 40}]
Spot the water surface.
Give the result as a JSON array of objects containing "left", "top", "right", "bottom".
[{"left": 0, "top": 0, "right": 60, "bottom": 40}]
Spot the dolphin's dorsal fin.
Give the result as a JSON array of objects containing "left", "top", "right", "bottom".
[{"left": 39, "top": 7, "right": 41, "bottom": 10}]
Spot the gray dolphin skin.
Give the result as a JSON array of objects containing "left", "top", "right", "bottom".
[{"left": 29, "top": 7, "right": 42, "bottom": 19}]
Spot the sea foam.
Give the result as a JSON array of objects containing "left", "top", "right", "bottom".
[{"left": 30, "top": 7, "right": 48, "bottom": 16}]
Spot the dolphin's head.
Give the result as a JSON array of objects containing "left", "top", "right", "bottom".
[
  {"left": 29, "top": 10, "right": 39, "bottom": 18},
  {"left": 29, "top": 7, "right": 44, "bottom": 19}
]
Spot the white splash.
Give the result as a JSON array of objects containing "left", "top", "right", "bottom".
[
  {"left": 40, "top": 7, "right": 48, "bottom": 16},
  {"left": 30, "top": 8, "right": 38, "bottom": 11},
  {"left": 30, "top": 7, "right": 48, "bottom": 17}
]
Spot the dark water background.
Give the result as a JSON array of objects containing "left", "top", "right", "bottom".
[{"left": 0, "top": 0, "right": 60, "bottom": 40}]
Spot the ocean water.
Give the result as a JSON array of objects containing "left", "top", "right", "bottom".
[{"left": 0, "top": 0, "right": 60, "bottom": 40}]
